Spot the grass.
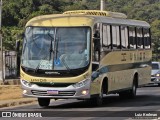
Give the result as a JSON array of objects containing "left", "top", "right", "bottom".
[{"left": 0, "top": 85, "right": 23, "bottom": 100}]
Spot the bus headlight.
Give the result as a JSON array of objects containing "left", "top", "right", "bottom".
[
  {"left": 155, "top": 74, "right": 160, "bottom": 77},
  {"left": 72, "top": 78, "right": 90, "bottom": 88},
  {"left": 21, "top": 80, "right": 33, "bottom": 87}
]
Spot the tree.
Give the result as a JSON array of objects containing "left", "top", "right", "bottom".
[{"left": 1, "top": 0, "right": 160, "bottom": 52}]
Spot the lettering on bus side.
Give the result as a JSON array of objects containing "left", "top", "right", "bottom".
[
  {"left": 130, "top": 53, "right": 133, "bottom": 61},
  {"left": 121, "top": 53, "right": 127, "bottom": 61},
  {"left": 31, "top": 79, "right": 47, "bottom": 82},
  {"left": 140, "top": 52, "right": 143, "bottom": 60},
  {"left": 143, "top": 52, "right": 145, "bottom": 59},
  {"left": 134, "top": 53, "right": 137, "bottom": 61},
  {"left": 130, "top": 52, "right": 146, "bottom": 61}
]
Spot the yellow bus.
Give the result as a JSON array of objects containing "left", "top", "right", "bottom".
[{"left": 20, "top": 10, "right": 152, "bottom": 107}]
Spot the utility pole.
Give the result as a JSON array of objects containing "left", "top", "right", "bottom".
[
  {"left": 100, "top": 0, "right": 105, "bottom": 11},
  {"left": 0, "top": 0, "right": 3, "bottom": 82}
]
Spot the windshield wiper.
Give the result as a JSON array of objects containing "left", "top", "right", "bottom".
[
  {"left": 47, "top": 33, "right": 54, "bottom": 61},
  {"left": 34, "top": 32, "right": 55, "bottom": 73},
  {"left": 55, "top": 36, "right": 59, "bottom": 61}
]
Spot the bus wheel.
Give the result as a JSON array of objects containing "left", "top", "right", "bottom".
[
  {"left": 90, "top": 85, "right": 104, "bottom": 106},
  {"left": 128, "top": 75, "right": 137, "bottom": 98},
  {"left": 119, "top": 76, "right": 137, "bottom": 99},
  {"left": 38, "top": 98, "right": 50, "bottom": 107}
]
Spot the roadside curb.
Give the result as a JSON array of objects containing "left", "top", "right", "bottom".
[{"left": 0, "top": 98, "right": 37, "bottom": 108}]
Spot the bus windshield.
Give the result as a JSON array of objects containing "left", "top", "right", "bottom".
[{"left": 21, "top": 27, "right": 91, "bottom": 71}]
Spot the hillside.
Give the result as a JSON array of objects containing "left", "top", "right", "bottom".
[{"left": 2, "top": 0, "right": 160, "bottom": 53}]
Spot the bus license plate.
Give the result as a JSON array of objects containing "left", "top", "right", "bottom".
[{"left": 47, "top": 90, "right": 58, "bottom": 95}]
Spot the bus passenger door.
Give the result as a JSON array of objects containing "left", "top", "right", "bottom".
[{"left": 93, "top": 30, "right": 100, "bottom": 62}]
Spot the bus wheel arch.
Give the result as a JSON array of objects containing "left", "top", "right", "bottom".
[
  {"left": 127, "top": 72, "right": 138, "bottom": 98},
  {"left": 89, "top": 77, "right": 108, "bottom": 106},
  {"left": 101, "top": 77, "right": 108, "bottom": 95},
  {"left": 119, "top": 73, "right": 138, "bottom": 99}
]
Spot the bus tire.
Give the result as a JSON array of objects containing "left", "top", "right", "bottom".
[
  {"left": 90, "top": 81, "right": 105, "bottom": 106},
  {"left": 128, "top": 76, "right": 137, "bottom": 98},
  {"left": 119, "top": 75, "right": 138, "bottom": 99},
  {"left": 38, "top": 98, "right": 50, "bottom": 107}
]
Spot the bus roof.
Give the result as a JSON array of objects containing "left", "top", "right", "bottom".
[
  {"left": 26, "top": 10, "right": 150, "bottom": 28},
  {"left": 63, "top": 10, "right": 127, "bottom": 19}
]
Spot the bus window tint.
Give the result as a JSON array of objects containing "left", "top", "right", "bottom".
[
  {"left": 143, "top": 28, "right": 151, "bottom": 49},
  {"left": 136, "top": 28, "right": 143, "bottom": 49},
  {"left": 121, "top": 26, "right": 128, "bottom": 49},
  {"left": 112, "top": 26, "right": 120, "bottom": 49},
  {"left": 129, "top": 27, "right": 136, "bottom": 49},
  {"left": 102, "top": 25, "right": 111, "bottom": 50}
]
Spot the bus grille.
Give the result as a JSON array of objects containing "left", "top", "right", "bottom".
[
  {"left": 31, "top": 90, "right": 76, "bottom": 96},
  {"left": 32, "top": 83, "right": 74, "bottom": 87}
]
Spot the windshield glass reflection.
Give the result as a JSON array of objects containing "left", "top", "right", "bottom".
[{"left": 21, "top": 27, "right": 91, "bottom": 71}]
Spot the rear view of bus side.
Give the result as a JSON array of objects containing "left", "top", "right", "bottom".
[{"left": 20, "top": 10, "right": 152, "bottom": 107}]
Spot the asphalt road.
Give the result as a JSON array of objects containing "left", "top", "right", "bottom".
[{"left": 1, "top": 84, "right": 160, "bottom": 120}]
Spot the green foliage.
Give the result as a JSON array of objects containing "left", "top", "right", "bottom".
[
  {"left": 2, "top": 27, "right": 23, "bottom": 50},
  {"left": 1, "top": 0, "right": 160, "bottom": 53}
]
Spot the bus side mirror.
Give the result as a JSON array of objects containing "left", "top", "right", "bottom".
[
  {"left": 18, "top": 33, "right": 24, "bottom": 39},
  {"left": 15, "top": 40, "right": 21, "bottom": 77},
  {"left": 16, "top": 33, "right": 24, "bottom": 52},
  {"left": 15, "top": 33, "right": 24, "bottom": 77},
  {"left": 16, "top": 40, "right": 20, "bottom": 52},
  {"left": 16, "top": 40, "right": 21, "bottom": 77}
]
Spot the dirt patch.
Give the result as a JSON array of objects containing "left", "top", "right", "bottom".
[
  {"left": 0, "top": 85, "right": 37, "bottom": 108},
  {"left": 0, "top": 85, "right": 23, "bottom": 100}
]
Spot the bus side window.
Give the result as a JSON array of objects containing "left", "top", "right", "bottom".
[
  {"left": 129, "top": 27, "right": 136, "bottom": 49},
  {"left": 112, "top": 26, "right": 120, "bottom": 50},
  {"left": 121, "top": 26, "right": 128, "bottom": 49},
  {"left": 136, "top": 27, "right": 143, "bottom": 49},
  {"left": 102, "top": 24, "right": 111, "bottom": 50},
  {"left": 143, "top": 28, "right": 151, "bottom": 49}
]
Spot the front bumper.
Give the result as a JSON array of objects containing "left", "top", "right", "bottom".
[{"left": 21, "top": 80, "right": 91, "bottom": 99}]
